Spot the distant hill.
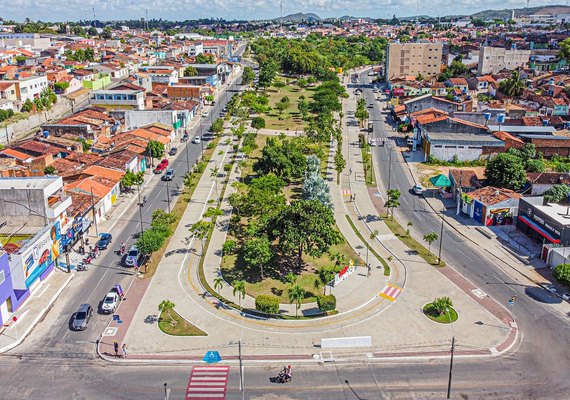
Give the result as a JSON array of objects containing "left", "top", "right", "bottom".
[
  {"left": 471, "top": 5, "right": 570, "bottom": 20},
  {"left": 276, "top": 13, "right": 321, "bottom": 22}
]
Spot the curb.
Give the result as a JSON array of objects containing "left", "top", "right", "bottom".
[{"left": 0, "top": 272, "right": 75, "bottom": 354}]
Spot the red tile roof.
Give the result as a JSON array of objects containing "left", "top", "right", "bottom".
[{"left": 466, "top": 186, "right": 522, "bottom": 206}]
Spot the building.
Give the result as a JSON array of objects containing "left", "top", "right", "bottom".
[
  {"left": 5, "top": 75, "right": 49, "bottom": 103},
  {"left": 462, "top": 187, "right": 522, "bottom": 226},
  {"left": 517, "top": 198, "right": 570, "bottom": 247},
  {"left": 385, "top": 42, "right": 443, "bottom": 81},
  {"left": 477, "top": 46, "right": 531, "bottom": 75},
  {"left": 90, "top": 89, "right": 146, "bottom": 110},
  {"left": 0, "top": 176, "right": 72, "bottom": 227},
  {"left": 0, "top": 33, "right": 51, "bottom": 50}
]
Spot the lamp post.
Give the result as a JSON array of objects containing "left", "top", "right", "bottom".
[
  {"left": 136, "top": 183, "right": 144, "bottom": 239},
  {"left": 387, "top": 146, "right": 393, "bottom": 191},
  {"left": 165, "top": 179, "right": 171, "bottom": 213},
  {"left": 437, "top": 209, "right": 445, "bottom": 265},
  {"left": 446, "top": 307, "right": 455, "bottom": 399},
  {"left": 185, "top": 131, "right": 191, "bottom": 176}
]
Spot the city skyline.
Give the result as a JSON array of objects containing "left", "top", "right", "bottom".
[{"left": 2, "top": 0, "right": 567, "bottom": 23}]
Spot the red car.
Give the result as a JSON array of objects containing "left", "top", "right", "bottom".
[
  {"left": 154, "top": 163, "right": 166, "bottom": 174},
  {"left": 160, "top": 158, "right": 169, "bottom": 167}
]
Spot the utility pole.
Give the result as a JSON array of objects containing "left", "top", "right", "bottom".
[
  {"left": 239, "top": 340, "right": 244, "bottom": 400},
  {"left": 387, "top": 146, "right": 393, "bottom": 191},
  {"left": 165, "top": 179, "right": 171, "bottom": 213},
  {"left": 137, "top": 184, "right": 144, "bottom": 238},
  {"left": 437, "top": 210, "right": 444, "bottom": 264},
  {"left": 90, "top": 186, "right": 99, "bottom": 237},
  {"left": 185, "top": 135, "right": 191, "bottom": 175},
  {"left": 446, "top": 336, "right": 455, "bottom": 399}
]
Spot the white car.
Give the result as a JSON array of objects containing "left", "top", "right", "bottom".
[
  {"left": 562, "top": 293, "right": 570, "bottom": 301},
  {"left": 202, "top": 110, "right": 210, "bottom": 117},
  {"left": 192, "top": 136, "right": 201, "bottom": 144},
  {"left": 368, "top": 138, "right": 377, "bottom": 147},
  {"left": 101, "top": 291, "right": 120, "bottom": 314},
  {"left": 412, "top": 185, "right": 423, "bottom": 195}
]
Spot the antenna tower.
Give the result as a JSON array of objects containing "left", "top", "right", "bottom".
[
  {"left": 92, "top": 7, "right": 96, "bottom": 26},
  {"left": 145, "top": 9, "right": 149, "bottom": 31},
  {"left": 280, "top": 2, "right": 283, "bottom": 31}
]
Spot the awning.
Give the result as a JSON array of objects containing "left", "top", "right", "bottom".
[
  {"left": 429, "top": 174, "right": 451, "bottom": 187},
  {"left": 517, "top": 215, "right": 560, "bottom": 243}
]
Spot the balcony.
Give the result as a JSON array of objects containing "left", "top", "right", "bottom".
[{"left": 46, "top": 195, "right": 72, "bottom": 219}]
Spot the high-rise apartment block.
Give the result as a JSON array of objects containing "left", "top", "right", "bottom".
[
  {"left": 477, "top": 46, "right": 531, "bottom": 75},
  {"left": 385, "top": 42, "right": 443, "bottom": 80}
]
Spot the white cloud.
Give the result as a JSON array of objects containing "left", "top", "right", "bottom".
[{"left": 2, "top": 0, "right": 566, "bottom": 21}]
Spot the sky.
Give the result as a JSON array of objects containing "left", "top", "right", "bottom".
[{"left": 2, "top": 0, "right": 567, "bottom": 22}]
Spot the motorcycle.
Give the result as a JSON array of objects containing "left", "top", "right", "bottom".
[
  {"left": 76, "top": 263, "right": 89, "bottom": 272},
  {"left": 270, "top": 368, "right": 292, "bottom": 384},
  {"left": 83, "top": 256, "right": 92, "bottom": 264}
]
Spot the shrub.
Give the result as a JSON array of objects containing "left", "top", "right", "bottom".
[
  {"left": 553, "top": 264, "right": 570, "bottom": 287},
  {"left": 317, "top": 294, "right": 336, "bottom": 312},
  {"left": 224, "top": 163, "right": 233, "bottom": 172},
  {"left": 255, "top": 295, "right": 280, "bottom": 314},
  {"left": 222, "top": 239, "right": 236, "bottom": 255},
  {"left": 194, "top": 160, "right": 207, "bottom": 173}
]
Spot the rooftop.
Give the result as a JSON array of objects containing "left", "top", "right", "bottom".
[{"left": 0, "top": 176, "right": 61, "bottom": 190}]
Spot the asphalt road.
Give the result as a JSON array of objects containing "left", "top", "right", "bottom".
[{"left": 354, "top": 69, "right": 570, "bottom": 396}]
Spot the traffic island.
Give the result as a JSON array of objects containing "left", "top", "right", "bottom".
[
  {"left": 158, "top": 308, "right": 207, "bottom": 336},
  {"left": 422, "top": 303, "right": 458, "bottom": 324}
]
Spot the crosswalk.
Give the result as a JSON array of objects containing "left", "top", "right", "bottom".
[
  {"left": 186, "top": 366, "right": 230, "bottom": 400},
  {"left": 379, "top": 283, "right": 402, "bottom": 301}
]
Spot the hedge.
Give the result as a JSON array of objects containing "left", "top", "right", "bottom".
[
  {"left": 255, "top": 295, "right": 280, "bottom": 314},
  {"left": 317, "top": 294, "right": 336, "bottom": 312}
]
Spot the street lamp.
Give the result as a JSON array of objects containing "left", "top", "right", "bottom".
[
  {"left": 136, "top": 183, "right": 144, "bottom": 239},
  {"left": 387, "top": 146, "right": 393, "bottom": 191},
  {"left": 446, "top": 307, "right": 455, "bottom": 399},
  {"left": 437, "top": 208, "right": 445, "bottom": 265},
  {"left": 165, "top": 179, "right": 171, "bottom": 214}
]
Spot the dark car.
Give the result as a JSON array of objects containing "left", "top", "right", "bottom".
[
  {"left": 96, "top": 233, "right": 112, "bottom": 250},
  {"left": 125, "top": 245, "right": 142, "bottom": 268},
  {"left": 182, "top": 133, "right": 189, "bottom": 142},
  {"left": 169, "top": 147, "right": 178, "bottom": 156},
  {"left": 161, "top": 168, "right": 175, "bottom": 181},
  {"left": 72, "top": 304, "right": 93, "bottom": 331}
]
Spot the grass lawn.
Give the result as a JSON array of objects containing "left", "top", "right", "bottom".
[
  {"left": 423, "top": 304, "right": 458, "bottom": 324},
  {"left": 361, "top": 144, "right": 376, "bottom": 187},
  {"left": 262, "top": 77, "right": 315, "bottom": 131},
  {"left": 158, "top": 309, "right": 207, "bottom": 336},
  {"left": 381, "top": 215, "right": 445, "bottom": 267}
]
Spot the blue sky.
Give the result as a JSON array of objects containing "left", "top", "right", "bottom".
[{"left": 2, "top": 0, "right": 566, "bottom": 22}]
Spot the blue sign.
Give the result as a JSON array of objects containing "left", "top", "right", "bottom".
[
  {"left": 113, "top": 314, "right": 120, "bottom": 321},
  {"left": 203, "top": 351, "right": 222, "bottom": 363}
]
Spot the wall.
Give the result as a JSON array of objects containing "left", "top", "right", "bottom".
[
  {"left": 124, "top": 110, "right": 177, "bottom": 130},
  {"left": 430, "top": 144, "right": 484, "bottom": 162}
]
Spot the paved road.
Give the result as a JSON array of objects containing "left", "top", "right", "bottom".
[{"left": 353, "top": 69, "right": 570, "bottom": 396}]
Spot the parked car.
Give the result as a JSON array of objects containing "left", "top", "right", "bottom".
[
  {"left": 96, "top": 233, "right": 112, "bottom": 250},
  {"left": 192, "top": 136, "right": 201, "bottom": 144},
  {"left": 125, "top": 245, "right": 142, "bottom": 267},
  {"left": 412, "top": 185, "right": 423, "bottom": 195},
  {"left": 160, "top": 158, "right": 169, "bottom": 167},
  {"left": 181, "top": 133, "right": 189, "bottom": 142},
  {"left": 162, "top": 168, "right": 175, "bottom": 181},
  {"left": 546, "top": 285, "right": 557, "bottom": 293},
  {"left": 154, "top": 163, "right": 166, "bottom": 174},
  {"left": 169, "top": 147, "right": 178, "bottom": 156},
  {"left": 101, "top": 291, "right": 120, "bottom": 314},
  {"left": 202, "top": 110, "right": 210, "bottom": 117},
  {"left": 71, "top": 304, "right": 93, "bottom": 331},
  {"left": 562, "top": 293, "right": 570, "bottom": 301},
  {"left": 367, "top": 104, "right": 374, "bottom": 108},
  {"left": 368, "top": 138, "right": 377, "bottom": 147}
]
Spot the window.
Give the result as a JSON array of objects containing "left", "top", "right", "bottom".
[
  {"left": 434, "top": 145, "right": 442, "bottom": 148},
  {"left": 0, "top": 269, "right": 4, "bottom": 285}
]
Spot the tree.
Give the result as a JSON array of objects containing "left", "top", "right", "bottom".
[
  {"left": 560, "top": 37, "right": 570, "bottom": 61},
  {"left": 288, "top": 284, "right": 306, "bottom": 318},
  {"left": 137, "top": 228, "right": 167, "bottom": 257},
  {"left": 88, "top": 27, "right": 98, "bottom": 36},
  {"left": 498, "top": 71, "right": 525, "bottom": 97},
  {"left": 258, "top": 59, "right": 278, "bottom": 88},
  {"left": 44, "top": 165, "right": 55, "bottom": 175},
  {"left": 213, "top": 277, "right": 224, "bottom": 295},
  {"left": 306, "top": 76, "right": 317, "bottom": 86},
  {"left": 232, "top": 279, "right": 246, "bottom": 307},
  {"left": 204, "top": 207, "right": 223, "bottom": 223},
  {"left": 298, "top": 98, "right": 309, "bottom": 120},
  {"left": 53, "top": 81, "right": 70, "bottom": 92},
  {"left": 184, "top": 66, "right": 198, "bottom": 77},
  {"left": 297, "top": 78, "right": 308, "bottom": 88},
  {"left": 120, "top": 170, "right": 144, "bottom": 190},
  {"left": 275, "top": 99, "right": 289, "bottom": 115},
  {"left": 204, "top": 94, "right": 215, "bottom": 104},
  {"left": 334, "top": 151, "right": 346, "bottom": 185},
  {"left": 553, "top": 264, "right": 570, "bottom": 287},
  {"left": 21, "top": 99, "right": 34, "bottom": 112},
  {"left": 544, "top": 184, "right": 570, "bottom": 203},
  {"left": 485, "top": 153, "right": 527, "bottom": 190},
  {"left": 210, "top": 118, "right": 225, "bottom": 135},
  {"left": 241, "top": 66, "right": 256, "bottom": 85},
  {"left": 254, "top": 138, "right": 305, "bottom": 182},
  {"left": 242, "top": 236, "right": 273, "bottom": 279},
  {"left": 314, "top": 267, "right": 335, "bottom": 295},
  {"left": 385, "top": 189, "right": 401, "bottom": 219},
  {"left": 302, "top": 155, "right": 332, "bottom": 209},
  {"left": 190, "top": 220, "right": 212, "bottom": 253},
  {"left": 273, "top": 79, "right": 286, "bottom": 92},
  {"left": 195, "top": 53, "right": 216, "bottom": 64},
  {"left": 101, "top": 26, "right": 113, "bottom": 39},
  {"left": 432, "top": 296, "right": 453, "bottom": 316},
  {"left": 355, "top": 107, "right": 369, "bottom": 128},
  {"left": 251, "top": 116, "right": 266, "bottom": 130},
  {"left": 150, "top": 209, "right": 175, "bottom": 236},
  {"left": 158, "top": 300, "right": 176, "bottom": 324},
  {"left": 423, "top": 232, "right": 439, "bottom": 255},
  {"left": 269, "top": 200, "right": 343, "bottom": 268},
  {"left": 146, "top": 140, "right": 165, "bottom": 166}
]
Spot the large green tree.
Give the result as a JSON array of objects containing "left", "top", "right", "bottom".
[
  {"left": 254, "top": 137, "right": 305, "bottom": 182},
  {"left": 241, "top": 66, "right": 256, "bottom": 85},
  {"left": 146, "top": 140, "right": 165, "bottom": 165},
  {"left": 242, "top": 236, "right": 273, "bottom": 279},
  {"left": 268, "top": 200, "right": 343, "bottom": 268},
  {"left": 485, "top": 153, "right": 527, "bottom": 190},
  {"left": 498, "top": 71, "right": 525, "bottom": 97},
  {"left": 559, "top": 37, "right": 570, "bottom": 61}
]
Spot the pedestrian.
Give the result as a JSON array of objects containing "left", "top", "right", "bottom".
[
  {"left": 122, "top": 343, "right": 128, "bottom": 358},
  {"left": 353, "top": 194, "right": 357, "bottom": 202},
  {"left": 367, "top": 264, "right": 371, "bottom": 278},
  {"left": 113, "top": 340, "right": 119, "bottom": 357}
]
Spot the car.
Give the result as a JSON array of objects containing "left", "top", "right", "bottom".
[
  {"left": 162, "top": 168, "right": 175, "bottom": 181},
  {"left": 192, "top": 136, "right": 201, "bottom": 144},
  {"left": 72, "top": 304, "right": 93, "bottom": 331},
  {"left": 202, "top": 134, "right": 214, "bottom": 141},
  {"left": 367, "top": 104, "right": 374, "bottom": 108},
  {"left": 546, "top": 285, "right": 557, "bottom": 293},
  {"left": 96, "top": 233, "right": 112, "bottom": 250},
  {"left": 101, "top": 291, "right": 120, "bottom": 314},
  {"left": 221, "top": 107, "right": 227, "bottom": 113},
  {"left": 125, "top": 245, "right": 142, "bottom": 267},
  {"left": 202, "top": 110, "right": 210, "bottom": 117},
  {"left": 412, "top": 185, "right": 423, "bottom": 195},
  {"left": 181, "top": 133, "right": 189, "bottom": 142},
  {"left": 154, "top": 163, "right": 166, "bottom": 174},
  {"left": 169, "top": 147, "right": 178, "bottom": 156},
  {"left": 368, "top": 138, "right": 377, "bottom": 147},
  {"left": 160, "top": 158, "right": 169, "bottom": 167},
  {"left": 562, "top": 293, "right": 570, "bottom": 301}
]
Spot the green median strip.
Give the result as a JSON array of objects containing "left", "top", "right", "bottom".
[
  {"left": 158, "top": 309, "right": 207, "bottom": 336},
  {"left": 345, "top": 215, "right": 390, "bottom": 276}
]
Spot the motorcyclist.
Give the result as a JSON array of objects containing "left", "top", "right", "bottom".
[{"left": 120, "top": 242, "right": 125, "bottom": 255}]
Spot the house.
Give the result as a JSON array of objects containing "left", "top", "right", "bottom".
[
  {"left": 467, "top": 75, "right": 496, "bottom": 92},
  {"left": 90, "top": 88, "right": 146, "bottom": 110},
  {"left": 526, "top": 172, "right": 570, "bottom": 195},
  {"left": 0, "top": 82, "right": 18, "bottom": 102},
  {"left": 5, "top": 75, "right": 49, "bottom": 102},
  {"left": 64, "top": 175, "right": 121, "bottom": 221},
  {"left": 462, "top": 186, "right": 522, "bottom": 226},
  {"left": 448, "top": 168, "right": 483, "bottom": 199},
  {"left": 445, "top": 78, "right": 469, "bottom": 93}
]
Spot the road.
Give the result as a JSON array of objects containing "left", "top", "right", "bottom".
[{"left": 353, "top": 68, "right": 570, "bottom": 396}]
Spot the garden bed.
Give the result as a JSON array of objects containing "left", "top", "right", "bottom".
[
  {"left": 158, "top": 309, "right": 207, "bottom": 336},
  {"left": 422, "top": 303, "right": 458, "bottom": 324}
]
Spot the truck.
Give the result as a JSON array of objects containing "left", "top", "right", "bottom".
[{"left": 367, "top": 121, "right": 374, "bottom": 132}]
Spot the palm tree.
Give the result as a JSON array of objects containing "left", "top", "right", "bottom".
[
  {"left": 210, "top": 165, "right": 220, "bottom": 198},
  {"left": 432, "top": 296, "right": 453, "bottom": 316},
  {"left": 314, "top": 267, "right": 335, "bottom": 295},
  {"left": 423, "top": 232, "right": 439, "bottom": 256},
  {"left": 214, "top": 277, "right": 224, "bottom": 295},
  {"left": 499, "top": 71, "right": 525, "bottom": 97},
  {"left": 232, "top": 279, "right": 246, "bottom": 307},
  {"left": 385, "top": 189, "right": 401, "bottom": 219},
  {"left": 158, "top": 300, "right": 175, "bottom": 324},
  {"left": 288, "top": 284, "right": 306, "bottom": 318},
  {"left": 284, "top": 272, "right": 297, "bottom": 286},
  {"left": 190, "top": 220, "right": 212, "bottom": 253}
]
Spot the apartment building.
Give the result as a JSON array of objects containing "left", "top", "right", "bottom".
[
  {"left": 90, "top": 89, "right": 146, "bottom": 110},
  {"left": 478, "top": 46, "right": 531, "bottom": 75},
  {"left": 5, "top": 75, "right": 49, "bottom": 103},
  {"left": 385, "top": 42, "right": 443, "bottom": 80}
]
